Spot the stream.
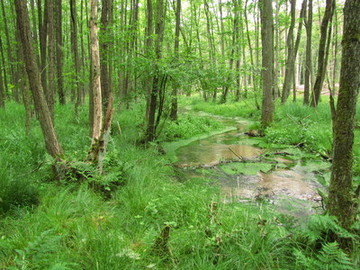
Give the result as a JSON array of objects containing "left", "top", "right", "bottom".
[{"left": 173, "top": 114, "right": 329, "bottom": 220}]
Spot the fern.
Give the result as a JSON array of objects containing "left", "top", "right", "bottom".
[
  {"left": 13, "top": 230, "right": 68, "bottom": 269},
  {"left": 293, "top": 248, "right": 318, "bottom": 269},
  {"left": 316, "top": 242, "right": 354, "bottom": 270},
  {"left": 294, "top": 242, "right": 354, "bottom": 270},
  {"left": 302, "top": 215, "right": 355, "bottom": 243}
]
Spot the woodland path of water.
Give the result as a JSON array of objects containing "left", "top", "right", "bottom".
[{"left": 172, "top": 112, "right": 329, "bottom": 221}]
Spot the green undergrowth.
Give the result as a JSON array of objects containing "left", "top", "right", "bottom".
[
  {"left": 0, "top": 101, "right": 359, "bottom": 269},
  {"left": 188, "top": 96, "right": 260, "bottom": 118},
  {"left": 265, "top": 101, "right": 334, "bottom": 157},
  {"left": 159, "top": 113, "right": 224, "bottom": 142}
]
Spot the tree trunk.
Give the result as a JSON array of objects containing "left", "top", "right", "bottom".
[
  {"left": 281, "top": 0, "right": 296, "bottom": 103},
  {"left": 260, "top": 0, "right": 274, "bottom": 128},
  {"left": 15, "top": 0, "right": 64, "bottom": 159},
  {"left": 0, "top": 35, "right": 9, "bottom": 97},
  {"left": 1, "top": 0, "right": 15, "bottom": 98},
  {"left": 328, "top": 0, "right": 360, "bottom": 235},
  {"left": 144, "top": 0, "right": 154, "bottom": 119},
  {"left": 55, "top": 0, "right": 65, "bottom": 105},
  {"left": 0, "top": 45, "right": 4, "bottom": 108},
  {"left": 38, "top": 0, "right": 49, "bottom": 111},
  {"left": 310, "top": 0, "right": 335, "bottom": 107},
  {"left": 100, "top": 0, "right": 114, "bottom": 113},
  {"left": 145, "top": 0, "right": 165, "bottom": 143},
  {"left": 303, "top": 0, "right": 313, "bottom": 105},
  {"left": 46, "top": 0, "right": 56, "bottom": 119},
  {"left": 244, "top": 0, "right": 258, "bottom": 105},
  {"left": 89, "top": 0, "right": 103, "bottom": 144},
  {"left": 170, "top": 0, "right": 181, "bottom": 121},
  {"left": 70, "top": 0, "right": 83, "bottom": 115}
]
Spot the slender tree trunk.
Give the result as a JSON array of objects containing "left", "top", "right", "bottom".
[
  {"left": 144, "top": 0, "right": 154, "bottom": 119},
  {"left": 70, "top": 0, "right": 83, "bottom": 115},
  {"left": 1, "top": 0, "right": 15, "bottom": 97},
  {"left": 304, "top": 0, "right": 313, "bottom": 105},
  {"left": 15, "top": 0, "right": 64, "bottom": 159},
  {"left": 145, "top": 0, "right": 165, "bottom": 142},
  {"left": 244, "top": 0, "right": 258, "bottom": 106},
  {"left": 281, "top": 0, "right": 296, "bottom": 103},
  {"left": 89, "top": 0, "right": 103, "bottom": 144},
  {"left": 0, "top": 48, "right": 4, "bottom": 108},
  {"left": 310, "top": 0, "right": 335, "bottom": 107},
  {"left": 0, "top": 35, "right": 8, "bottom": 96},
  {"left": 260, "top": 0, "right": 274, "bottom": 128},
  {"left": 16, "top": 28, "right": 32, "bottom": 134},
  {"left": 273, "top": 0, "right": 281, "bottom": 99},
  {"left": 328, "top": 0, "right": 360, "bottom": 239},
  {"left": 80, "top": 0, "right": 86, "bottom": 103},
  {"left": 46, "top": 0, "right": 56, "bottom": 119},
  {"left": 55, "top": 0, "right": 65, "bottom": 105},
  {"left": 100, "top": 0, "right": 114, "bottom": 112},
  {"left": 30, "top": 0, "right": 39, "bottom": 65},
  {"left": 330, "top": 7, "right": 338, "bottom": 94},
  {"left": 38, "top": 0, "right": 49, "bottom": 109},
  {"left": 170, "top": 0, "right": 181, "bottom": 121}
]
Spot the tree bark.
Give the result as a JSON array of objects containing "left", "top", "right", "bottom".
[
  {"left": 310, "top": 0, "right": 335, "bottom": 107},
  {"left": 281, "top": 0, "right": 296, "bottom": 103},
  {"left": 38, "top": 0, "right": 49, "bottom": 111},
  {"left": 0, "top": 45, "right": 4, "bottom": 108},
  {"left": 145, "top": 0, "right": 165, "bottom": 142},
  {"left": 0, "top": 35, "right": 8, "bottom": 97},
  {"left": 260, "top": 0, "right": 274, "bottom": 128},
  {"left": 100, "top": 0, "right": 114, "bottom": 112},
  {"left": 244, "top": 0, "right": 259, "bottom": 107},
  {"left": 328, "top": 0, "right": 360, "bottom": 233},
  {"left": 15, "top": 0, "right": 64, "bottom": 159},
  {"left": 170, "top": 0, "right": 181, "bottom": 121},
  {"left": 55, "top": 0, "right": 65, "bottom": 105},
  {"left": 89, "top": 0, "right": 103, "bottom": 144},
  {"left": 46, "top": 0, "right": 56, "bottom": 118},
  {"left": 1, "top": 0, "right": 15, "bottom": 98},
  {"left": 303, "top": 0, "right": 313, "bottom": 105},
  {"left": 70, "top": 0, "right": 83, "bottom": 115}
]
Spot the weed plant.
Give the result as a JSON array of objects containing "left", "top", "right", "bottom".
[{"left": 0, "top": 100, "right": 359, "bottom": 269}]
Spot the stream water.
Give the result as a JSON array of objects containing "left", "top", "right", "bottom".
[{"left": 174, "top": 115, "right": 328, "bottom": 219}]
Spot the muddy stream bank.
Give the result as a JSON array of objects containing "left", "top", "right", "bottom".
[{"left": 171, "top": 113, "right": 329, "bottom": 220}]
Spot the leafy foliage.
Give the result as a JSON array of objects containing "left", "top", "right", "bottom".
[{"left": 294, "top": 242, "right": 354, "bottom": 270}]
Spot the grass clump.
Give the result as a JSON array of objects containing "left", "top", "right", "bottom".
[
  {"left": 265, "top": 101, "right": 333, "bottom": 155},
  {"left": 160, "top": 114, "right": 224, "bottom": 141}
]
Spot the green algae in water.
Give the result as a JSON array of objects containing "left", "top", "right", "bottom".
[{"left": 220, "top": 162, "right": 273, "bottom": 175}]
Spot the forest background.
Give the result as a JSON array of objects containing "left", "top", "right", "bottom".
[{"left": 0, "top": 0, "right": 359, "bottom": 269}]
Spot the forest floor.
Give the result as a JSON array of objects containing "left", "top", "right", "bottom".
[{"left": 0, "top": 97, "right": 359, "bottom": 269}]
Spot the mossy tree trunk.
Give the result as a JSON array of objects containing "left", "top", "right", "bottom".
[{"left": 328, "top": 0, "right": 360, "bottom": 232}]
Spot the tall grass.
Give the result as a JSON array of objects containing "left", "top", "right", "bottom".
[{"left": 0, "top": 100, "right": 359, "bottom": 269}]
